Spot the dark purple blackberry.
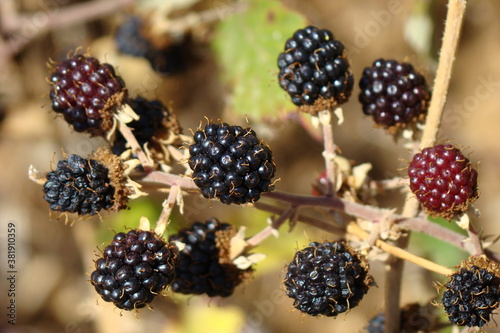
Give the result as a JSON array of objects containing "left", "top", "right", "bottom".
[
  {"left": 188, "top": 122, "right": 276, "bottom": 205},
  {"left": 277, "top": 26, "right": 354, "bottom": 114},
  {"left": 49, "top": 54, "right": 128, "bottom": 136},
  {"left": 441, "top": 257, "right": 500, "bottom": 327},
  {"left": 359, "top": 59, "right": 431, "bottom": 130},
  {"left": 111, "top": 97, "right": 181, "bottom": 156},
  {"left": 43, "top": 149, "right": 128, "bottom": 215},
  {"left": 284, "top": 241, "right": 373, "bottom": 317},
  {"left": 408, "top": 144, "right": 478, "bottom": 220},
  {"left": 169, "top": 218, "right": 252, "bottom": 297},
  {"left": 90, "top": 229, "right": 177, "bottom": 310},
  {"left": 115, "top": 16, "right": 152, "bottom": 58}
]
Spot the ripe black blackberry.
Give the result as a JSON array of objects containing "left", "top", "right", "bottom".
[
  {"left": 49, "top": 54, "right": 128, "bottom": 136},
  {"left": 169, "top": 217, "right": 252, "bottom": 297},
  {"left": 115, "top": 16, "right": 152, "bottom": 57},
  {"left": 90, "top": 229, "right": 177, "bottom": 310},
  {"left": 284, "top": 241, "right": 373, "bottom": 317},
  {"left": 277, "top": 26, "right": 354, "bottom": 114},
  {"left": 188, "top": 122, "right": 276, "bottom": 205},
  {"left": 441, "top": 256, "right": 500, "bottom": 327},
  {"left": 359, "top": 59, "right": 431, "bottom": 131},
  {"left": 408, "top": 144, "right": 478, "bottom": 220},
  {"left": 43, "top": 148, "right": 129, "bottom": 216},
  {"left": 111, "top": 97, "right": 181, "bottom": 156}
]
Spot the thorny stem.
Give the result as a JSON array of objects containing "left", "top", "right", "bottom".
[
  {"left": 252, "top": 201, "right": 345, "bottom": 235},
  {"left": 318, "top": 109, "right": 338, "bottom": 196},
  {"left": 467, "top": 223, "right": 484, "bottom": 256},
  {"left": 0, "top": 0, "right": 136, "bottom": 58},
  {"left": 245, "top": 205, "right": 296, "bottom": 249},
  {"left": 135, "top": 172, "right": 499, "bottom": 262},
  {"left": 154, "top": 185, "right": 180, "bottom": 237},
  {"left": 385, "top": 1, "right": 468, "bottom": 331},
  {"left": 347, "top": 222, "right": 454, "bottom": 276}
]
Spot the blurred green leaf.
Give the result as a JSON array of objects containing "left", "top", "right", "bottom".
[
  {"left": 96, "top": 197, "right": 162, "bottom": 244},
  {"left": 212, "top": 0, "right": 306, "bottom": 119}
]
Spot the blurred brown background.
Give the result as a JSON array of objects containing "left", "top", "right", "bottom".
[{"left": 0, "top": 0, "right": 499, "bottom": 332}]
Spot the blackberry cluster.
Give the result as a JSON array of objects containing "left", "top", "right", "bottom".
[
  {"left": 284, "top": 241, "right": 372, "bottom": 317},
  {"left": 115, "top": 16, "right": 152, "bottom": 57},
  {"left": 90, "top": 230, "right": 177, "bottom": 310},
  {"left": 359, "top": 59, "right": 431, "bottom": 130},
  {"left": 442, "top": 264, "right": 499, "bottom": 327},
  {"left": 43, "top": 154, "right": 122, "bottom": 215},
  {"left": 188, "top": 122, "right": 276, "bottom": 205},
  {"left": 169, "top": 218, "right": 251, "bottom": 297},
  {"left": 111, "top": 97, "right": 181, "bottom": 156},
  {"left": 408, "top": 144, "right": 478, "bottom": 220},
  {"left": 277, "top": 25, "right": 354, "bottom": 114},
  {"left": 49, "top": 54, "right": 127, "bottom": 136}
]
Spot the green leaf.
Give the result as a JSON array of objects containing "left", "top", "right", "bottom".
[
  {"left": 212, "top": 0, "right": 306, "bottom": 119},
  {"left": 96, "top": 197, "right": 162, "bottom": 244}
]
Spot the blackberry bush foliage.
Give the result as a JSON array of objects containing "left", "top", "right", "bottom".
[
  {"left": 188, "top": 122, "right": 276, "bottom": 204},
  {"left": 43, "top": 148, "right": 129, "bottom": 216},
  {"left": 49, "top": 54, "right": 127, "bottom": 136},
  {"left": 169, "top": 218, "right": 253, "bottom": 297},
  {"left": 284, "top": 241, "right": 373, "bottom": 317},
  {"left": 90, "top": 229, "right": 177, "bottom": 310},
  {"left": 440, "top": 256, "right": 500, "bottom": 328},
  {"left": 408, "top": 144, "right": 478, "bottom": 220},
  {"left": 359, "top": 59, "right": 431, "bottom": 131},
  {"left": 27, "top": 1, "right": 500, "bottom": 331},
  {"left": 277, "top": 25, "right": 354, "bottom": 114}
]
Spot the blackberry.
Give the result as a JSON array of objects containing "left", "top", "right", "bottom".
[
  {"left": 441, "top": 256, "right": 500, "bottom": 327},
  {"left": 111, "top": 96, "right": 181, "bottom": 156},
  {"left": 115, "top": 16, "right": 152, "bottom": 58},
  {"left": 284, "top": 241, "right": 373, "bottom": 317},
  {"left": 277, "top": 26, "right": 354, "bottom": 114},
  {"left": 365, "top": 303, "right": 436, "bottom": 333},
  {"left": 49, "top": 54, "right": 128, "bottom": 136},
  {"left": 169, "top": 218, "right": 252, "bottom": 297},
  {"left": 188, "top": 122, "right": 276, "bottom": 205},
  {"left": 42, "top": 148, "right": 129, "bottom": 215},
  {"left": 90, "top": 229, "right": 177, "bottom": 310},
  {"left": 359, "top": 59, "right": 431, "bottom": 130},
  {"left": 146, "top": 35, "right": 196, "bottom": 75},
  {"left": 408, "top": 144, "right": 478, "bottom": 220}
]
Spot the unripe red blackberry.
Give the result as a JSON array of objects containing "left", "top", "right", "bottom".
[
  {"left": 49, "top": 54, "right": 128, "bottom": 136},
  {"left": 42, "top": 148, "right": 129, "bottom": 216},
  {"left": 408, "top": 144, "right": 478, "bottom": 220},
  {"left": 169, "top": 218, "right": 252, "bottom": 297},
  {"left": 284, "top": 241, "right": 373, "bottom": 317},
  {"left": 90, "top": 229, "right": 177, "bottom": 310},
  {"left": 359, "top": 59, "right": 431, "bottom": 131},
  {"left": 188, "top": 122, "right": 276, "bottom": 205},
  {"left": 277, "top": 26, "right": 354, "bottom": 114},
  {"left": 440, "top": 256, "right": 500, "bottom": 327},
  {"left": 111, "top": 96, "right": 182, "bottom": 156}
]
